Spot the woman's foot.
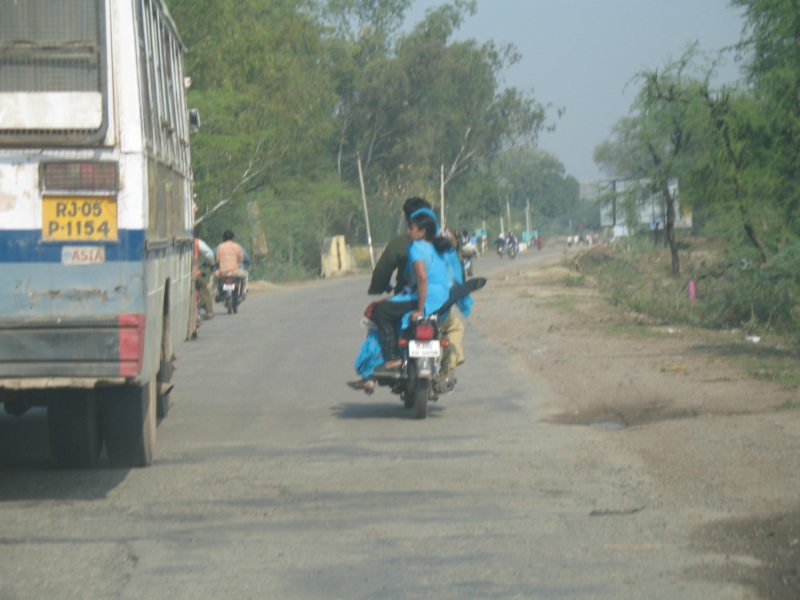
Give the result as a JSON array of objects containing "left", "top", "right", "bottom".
[{"left": 347, "top": 379, "right": 375, "bottom": 392}]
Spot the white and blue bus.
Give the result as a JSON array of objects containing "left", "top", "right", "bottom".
[{"left": 0, "top": 0, "right": 195, "bottom": 467}]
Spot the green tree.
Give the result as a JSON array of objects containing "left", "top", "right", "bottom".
[
  {"left": 731, "top": 0, "right": 800, "bottom": 238},
  {"left": 595, "top": 52, "right": 713, "bottom": 274}
]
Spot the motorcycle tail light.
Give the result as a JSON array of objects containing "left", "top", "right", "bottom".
[
  {"left": 416, "top": 324, "right": 435, "bottom": 340},
  {"left": 398, "top": 338, "right": 408, "bottom": 348},
  {"left": 224, "top": 278, "right": 234, "bottom": 284}
]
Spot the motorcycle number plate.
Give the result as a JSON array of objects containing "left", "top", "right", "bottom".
[
  {"left": 222, "top": 284, "right": 235, "bottom": 291},
  {"left": 409, "top": 340, "right": 441, "bottom": 358}
]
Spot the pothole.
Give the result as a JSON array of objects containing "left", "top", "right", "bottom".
[
  {"left": 691, "top": 511, "right": 800, "bottom": 600},
  {"left": 542, "top": 399, "right": 703, "bottom": 429},
  {"left": 589, "top": 421, "right": 626, "bottom": 431}
]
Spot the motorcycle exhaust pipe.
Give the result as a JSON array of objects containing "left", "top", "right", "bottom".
[{"left": 435, "top": 378, "right": 457, "bottom": 394}]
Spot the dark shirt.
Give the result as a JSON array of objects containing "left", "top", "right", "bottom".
[{"left": 368, "top": 234, "right": 408, "bottom": 295}]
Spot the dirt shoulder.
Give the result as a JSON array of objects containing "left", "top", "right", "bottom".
[{"left": 470, "top": 249, "right": 800, "bottom": 599}]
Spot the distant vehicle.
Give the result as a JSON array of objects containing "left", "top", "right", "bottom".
[
  {"left": 0, "top": 0, "right": 196, "bottom": 468},
  {"left": 216, "top": 273, "right": 246, "bottom": 314},
  {"left": 507, "top": 240, "right": 518, "bottom": 259},
  {"left": 460, "top": 241, "right": 477, "bottom": 276}
]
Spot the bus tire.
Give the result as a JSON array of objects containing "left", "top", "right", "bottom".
[
  {"left": 156, "top": 358, "right": 173, "bottom": 419},
  {"left": 102, "top": 379, "right": 157, "bottom": 468},
  {"left": 157, "top": 307, "right": 173, "bottom": 419},
  {"left": 48, "top": 390, "right": 102, "bottom": 468}
]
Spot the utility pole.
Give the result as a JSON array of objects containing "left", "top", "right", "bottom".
[
  {"left": 506, "top": 196, "right": 512, "bottom": 233},
  {"left": 440, "top": 164, "right": 445, "bottom": 229},
  {"left": 500, "top": 216, "right": 505, "bottom": 237},
  {"left": 356, "top": 153, "right": 375, "bottom": 269},
  {"left": 526, "top": 198, "right": 531, "bottom": 232}
]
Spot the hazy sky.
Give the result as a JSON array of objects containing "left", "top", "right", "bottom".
[{"left": 406, "top": 0, "right": 746, "bottom": 182}]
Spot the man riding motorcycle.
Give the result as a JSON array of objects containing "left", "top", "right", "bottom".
[
  {"left": 214, "top": 230, "right": 251, "bottom": 301},
  {"left": 367, "top": 198, "right": 466, "bottom": 379},
  {"left": 507, "top": 231, "right": 519, "bottom": 249}
]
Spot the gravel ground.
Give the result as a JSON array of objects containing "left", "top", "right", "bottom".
[
  {"left": 473, "top": 248, "right": 800, "bottom": 599},
  {"left": 0, "top": 247, "right": 797, "bottom": 599}
]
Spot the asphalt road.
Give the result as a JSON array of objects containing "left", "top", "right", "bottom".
[{"left": 0, "top": 248, "right": 747, "bottom": 599}]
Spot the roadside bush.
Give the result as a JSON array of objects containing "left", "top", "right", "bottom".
[
  {"left": 562, "top": 274, "right": 586, "bottom": 287},
  {"left": 573, "top": 242, "right": 800, "bottom": 338}
]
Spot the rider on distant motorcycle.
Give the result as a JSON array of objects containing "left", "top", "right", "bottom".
[
  {"left": 506, "top": 231, "right": 519, "bottom": 253},
  {"left": 214, "top": 230, "right": 251, "bottom": 299}
]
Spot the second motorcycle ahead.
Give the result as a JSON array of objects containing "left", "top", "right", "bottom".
[
  {"left": 496, "top": 237, "right": 518, "bottom": 259},
  {"left": 216, "top": 271, "right": 246, "bottom": 314}
]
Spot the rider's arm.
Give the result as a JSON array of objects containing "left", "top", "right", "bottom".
[
  {"left": 413, "top": 259, "right": 427, "bottom": 315},
  {"left": 368, "top": 235, "right": 407, "bottom": 295},
  {"left": 241, "top": 247, "right": 252, "bottom": 267},
  {"left": 198, "top": 239, "right": 215, "bottom": 266}
]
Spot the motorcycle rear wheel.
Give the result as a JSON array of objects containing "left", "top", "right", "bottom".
[
  {"left": 226, "top": 295, "right": 233, "bottom": 314},
  {"left": 412, "top": 378, "right": 429, "bottom": 420}
]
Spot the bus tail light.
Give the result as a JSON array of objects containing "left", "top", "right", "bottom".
[
  {"left": 119, "top": 314, "right": 145, "bottom": 377},
  {"left": 42, "top": 162, "right": 119, "bottom": 192}
]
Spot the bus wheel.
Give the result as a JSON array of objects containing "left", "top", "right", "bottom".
[
  {"left": 48, "top": 390, "right": 102, "bottom": 468},
  {"left": 102, "top": 380, "right": 157, "bottom": 468}
]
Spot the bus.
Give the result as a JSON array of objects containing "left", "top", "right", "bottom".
[{"left": 0, "top": 0, "right": 196, "bottom": 468}]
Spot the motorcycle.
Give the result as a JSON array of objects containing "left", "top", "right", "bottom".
[
  {"left": 366, "top": 278, "right": 487, "bottom": 419},
  {"left": 459, "top": 242, "right": 478, "bottom": 277},
  {"left": 371, "top": 315, "right": 454, "bottom": 420},
  {"left": 216, "top": 272, "right": 246, "bottom": 314},
  {"left": 507, "top": 239, "right": 519, "bottom": 260},
  {"left": 496, "top": 238, "right": 506, "bottom": 258},
  {"left": 196, "top": 293, "right": 208, "bottom": 328}
]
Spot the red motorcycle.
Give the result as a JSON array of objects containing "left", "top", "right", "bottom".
[{"left": 216, "top": 272, "right": 245, "bottom": 314}]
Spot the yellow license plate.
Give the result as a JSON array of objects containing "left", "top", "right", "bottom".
[{"left": 42, "top": 197, "right": 118, "bottom": 242}]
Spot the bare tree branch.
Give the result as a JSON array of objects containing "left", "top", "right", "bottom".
[
  {"left": 443, "top": 127, "right": 475, "bottom": 187},
  {"left": 195, "top": 139, "right": 291, "bottom": 225}
]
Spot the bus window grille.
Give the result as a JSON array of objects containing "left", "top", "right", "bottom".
[
  {"left": 0, "top": 0, "right": 104, "bottom": 141},
  {"left": 0, "top": 0, "right": 101, "bottom": 93}
]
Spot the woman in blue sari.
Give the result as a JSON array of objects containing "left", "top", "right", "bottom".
[{"left": 350, "top": 209, "right": 454, "bottom": 388}]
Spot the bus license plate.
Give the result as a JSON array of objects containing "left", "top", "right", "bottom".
[
  {"left": 409, "top": 340, "right": 441, "bottom": 358},
  {"left": 42, "top": 197, "right": 118, "bottom": 242}
]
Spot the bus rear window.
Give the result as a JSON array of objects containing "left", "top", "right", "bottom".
[{"left": 0, "top": 0, "right": 103, "bottom": 93}]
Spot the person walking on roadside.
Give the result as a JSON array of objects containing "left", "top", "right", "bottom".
[{"left": 194, "top": 235, "right": 215, "bottom": 319}]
